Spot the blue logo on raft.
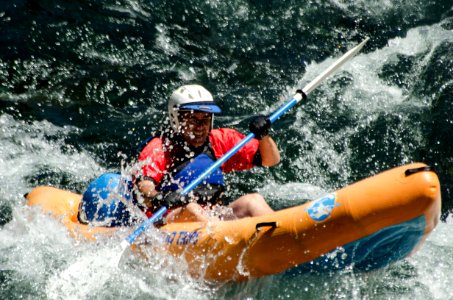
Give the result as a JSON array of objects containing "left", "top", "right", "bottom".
[{"left": 306, "top": 194, "right": 340, "bottom": 222}]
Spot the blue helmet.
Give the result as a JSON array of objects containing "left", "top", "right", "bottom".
[{"left": 79, "top": 173, "right": 132, "bottom": 227}]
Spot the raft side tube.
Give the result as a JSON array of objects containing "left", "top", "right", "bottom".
[
  {"left": 25, "top": 163, "right": 441, "bottom": 282},
  {"left": 26, "top": 186, "right": 116, "bottom": 240},
  {"left": 158, "top": 163, "right": 440, "bottom": 280}
]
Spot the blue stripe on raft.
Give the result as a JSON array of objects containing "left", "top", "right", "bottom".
[{"left": 286, "top": 215, "right": 426, "bottom": 275}]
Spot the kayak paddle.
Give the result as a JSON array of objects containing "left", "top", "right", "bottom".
[{"left": 120, "top": 37, "right": 370, "bottom": 253}]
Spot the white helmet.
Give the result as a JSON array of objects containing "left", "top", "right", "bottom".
[{"left": 168, "top": 84, "right": 222, "bottom": 130}]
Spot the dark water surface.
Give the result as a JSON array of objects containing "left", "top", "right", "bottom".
[{"left": 1, "top": 0, "right": 453, "bottom": 299}]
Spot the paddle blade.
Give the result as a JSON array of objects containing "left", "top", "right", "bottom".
[{"left": 302, "top": 38, "right": 369, "bottom": 96}]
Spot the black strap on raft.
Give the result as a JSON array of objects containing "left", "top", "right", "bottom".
[
  {"left": 245, "top": 222, "right": 279, "bottom": 249},
  {"left": 296, "top": 89, "right": 307, "bottom": 100},
  {"left": 405, "top": 166, "right": 434, "bottom": 177},
  {"left": 255, "top": 221, "right": 278, "bottom": 231}
]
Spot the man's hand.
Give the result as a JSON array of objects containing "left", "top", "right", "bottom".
[
  {"left": 249, "top": 115, "right": 271, "bottom": 140},
  {"left": 136, "top": 179, "right": 159, "bottom": 208}
]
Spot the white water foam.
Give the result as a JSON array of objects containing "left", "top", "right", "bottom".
[
  {"left": 259, "top": 181, "right": 326, "bottom": 204},
  {"left": 273, "top": 21, "right": 453, "bottom": 187},
  {"left": 45, "top": 248, "right": 118, "bottom": 299},
  {"left": 408, "top": 216, "right": 453, "bottom": 299},
  {"left": 0, "top": 113, "right": 104, "bottom": 199}
]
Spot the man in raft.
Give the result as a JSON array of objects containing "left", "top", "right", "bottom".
[
  {"left": 78, "top": 84, "right": 280, "bottom": 225},
  {"left": 134, "top": 84, "right": 280, "bottom": 223}
]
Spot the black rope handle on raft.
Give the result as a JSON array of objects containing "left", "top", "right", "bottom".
[
  {"left": 405, "top": 166, "right": 434, "bottom": 176},
  {"left": 256, "top": 221, "right": 278, "bottom": 231}
]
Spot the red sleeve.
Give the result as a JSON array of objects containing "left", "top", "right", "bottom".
[
  {"left": 137, "top": 137, "right": 167, "bottom": 183},
  {"left": 209, "top": 128, "right": 260, "bottom": 173}
]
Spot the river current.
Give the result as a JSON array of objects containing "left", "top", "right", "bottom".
[{"left": 1, "top": 1, "right": 452, "bottom": 299}]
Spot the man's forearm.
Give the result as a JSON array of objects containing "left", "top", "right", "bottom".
[{"left": 259, "top": 136, "right": 280, "bottom": 167}]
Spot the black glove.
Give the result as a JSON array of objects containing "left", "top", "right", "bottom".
[
  {"left": 249, "top": 115, "right": 271, "bottom": 140},
  {"left": 153, "top": 191, "right": 186, "bottom": 209}
]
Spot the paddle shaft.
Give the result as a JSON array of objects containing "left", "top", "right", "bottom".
[
  {"left": 122, "top": 206, "right": 167, "bottom": 248},
  {"left": 182, "top": 37, "right": 369, "bottom": 195},
  {"left": 123, "top": 38, "right": 369, "bottom": 246}
]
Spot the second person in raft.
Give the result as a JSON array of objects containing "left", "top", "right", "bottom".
[{"left": 135, "top": 84, "right": 281, "bottom": 223}]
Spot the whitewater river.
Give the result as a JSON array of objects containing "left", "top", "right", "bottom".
[{"left": 1, "top": 1, "right": 452, "bottom": 299}]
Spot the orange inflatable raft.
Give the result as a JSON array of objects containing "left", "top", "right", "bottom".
[{"left": 26, "top": 163, "right": 440, "bottom": 281}]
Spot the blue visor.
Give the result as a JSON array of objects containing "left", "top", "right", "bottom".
[{"left": 179, "top": 102, "right": 222, "bottom": 114}]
